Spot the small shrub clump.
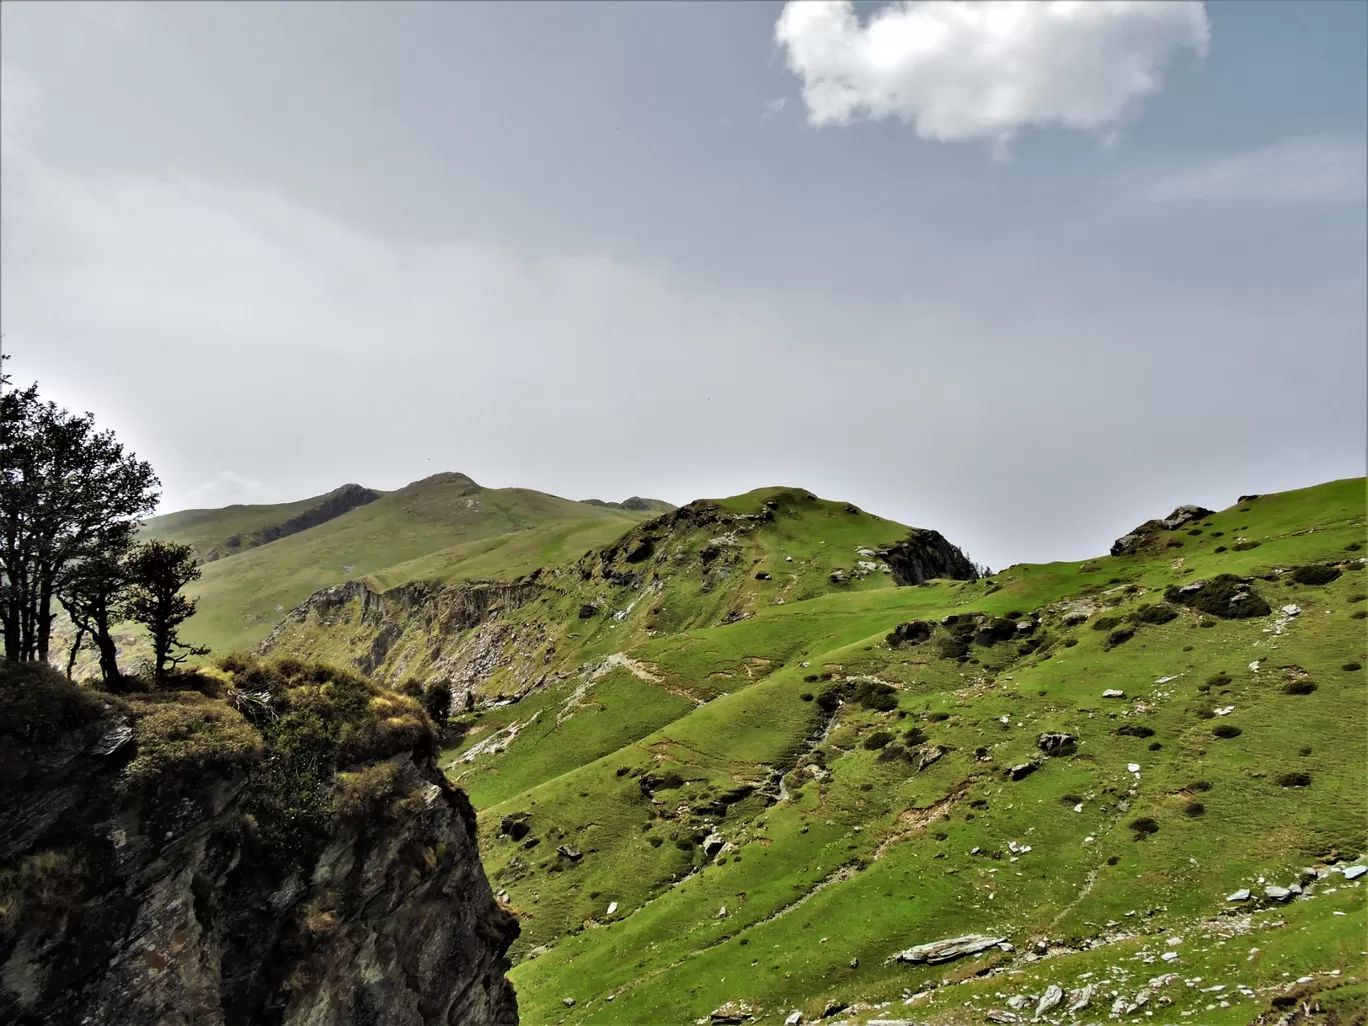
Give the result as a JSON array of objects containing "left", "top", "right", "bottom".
[
  {"left": 1282, "top": 681, "right": 1318, "bottom": 695},
  {"left": 1276, "top": 772, "right": 1312, "bottom": 788},
  {"left": 1129, "top": 603, "right": 1179, "bottom": 626},
  {"left": 862, "top": 730, "right": 895, "bottom": 751},
  {"left": 1129, "top": 817, "right": 1160, "bottom": 839},
  {"left": 1184, "top": 802, "right": 1206, "bottom": 817},
  {"left": 1165, "top": 575, "right": 1271, "bottom": 619},
  {"left": 1212, "top": 724, "right": 1243, "bottom": 739},
  {"left": 1115, "top": 723, "right": 1155, "bottom": 738},
  {"left": 1290, "top": 564, "right": 1342, "bottom": 586},
  {"left": 1343, "top": 662, "right": 1363, "bottom": 671}
]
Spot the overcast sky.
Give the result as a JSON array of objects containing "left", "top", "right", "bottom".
[{"left": 2, "top": 1, "right": 1364, "bottom": 571}]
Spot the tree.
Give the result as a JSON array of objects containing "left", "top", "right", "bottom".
[
  {"left": 123, "top": 540, "right": 208, "bottom": 685},
  {"left": 56, "top": 525, "right": 136, "bottom": 688},
  {"left": 421, "top": 680, "right": 452, "bottom": 727},
  {"left": 0, "top": 382, "right": 159, "bottom": 664}
]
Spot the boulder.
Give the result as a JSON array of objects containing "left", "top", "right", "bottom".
[
  {"left": 499, "top": 813, "right": 532, "bottom": 841},
  {"left": 703, "top": 832, "right": 725, "bottom": 857},
  {"left": 578, "top": 604, "right": 598, "bottom": 619},
  {"left": 1007, "top": 761, "right": 1039, "bottom": 781},
  {"left": 557, "top": 845, "right": 583, "bottom": 861},
  {"left": 886, "top": 620, "right": 934, "bottom": 648},
  {"left": 1035, "top": 984, "right": 1064, "bottom": 1017},
  {"left": 893, "top": 933, "right": 1007, "bottom": 964},
  {"left": 1343, "top": 865, "right": 1367, "bottom": 880},
  {"left": 917, "top": 745, "right": 946, "bottom": 772},
  {"left": 1037, "top": 732, "right": 1077, "bottom": 754},
  {"left": 1265, "top": 885, "right": 1293, "bottom": 901},
  {"left": 1102, "top": 689, "right": 1126, "bottom": 699},
  {"left": 1226, "top": 888, "right": 1251, "bottom": 901},
  {"left": 710, "top": 1001, "right": 754, "bottom": 1024}
]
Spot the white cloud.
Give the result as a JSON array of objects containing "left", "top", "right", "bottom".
[
  {"left": 1142, "top": 135, "right": 1368, "bottom": 205},
  {"left": 774, "top": 0, "right": 1209, "bottom": 148},
  {"left": 762, "top": 96, "right": 789, "bottom": 118}
]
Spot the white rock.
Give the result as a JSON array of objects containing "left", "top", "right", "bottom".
[
  {"left": 1128, "top": 763, "right": 1141, "bottom": 773},
  {"left": 1342, "top": 865, "right": 1367, "bottom": 880},
  {"left": 1226, "top": 888, "right": 1251, "bottom": 901},
  {"left": 1102, "top": 689, "right": 1126, "bottom": 698},
  {"left": 1249, "top": 660, "right": 1260, "bottom": 672},
  {"left": 1167, "top": 936, "right": 1183, "bottom": 946},
  {"left": 1073, "top": 803, "right": 1083, "bottom": 813},
  {"left": 1214, "top": 705, "right": 1235, "bottom": 716},
  {"left": 784, "top": 1013, "right": 802, "bottom": 1025},
  {"left": 716, "top": 906, "right": 727, "bottom": 918},
  {"left": 607, "top": 901, "right": 618, "bottom": 915},
  {"left": 1006, "top": 995, "right": 1028, "bottom": 1010},
  {"left": 1265, "top": 885, "right": 1292, "bottom": 901},
  {"left": 1155, "top": 675, "right": 1178, "bottom": 684},
  {"left": 1281, "top": 604, "right": 1301, "bottom": 616},
  {"left": 1162, "top": 951, "right": 1179, "bottom": 962},
  {"left": 1066, "top": 983, "right": 1095, "bottom": 1012}
]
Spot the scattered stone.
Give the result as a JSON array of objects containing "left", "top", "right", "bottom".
[
  {"left": 500, "top": 814, "right": 532, "bottom": 841},
  {"left": 822, "top": 1000, "right": 848, "bottom": 1017},
  {"left": 1102, "top": 689, "right": 1126, "bottom": 699},
  {"left": 1007, "top": 761, "right": 1038, "bottom": 781},
  {"left": 606, "top": 901, "right": 618, "bottom": 915},
  {"left": 755, "top": 571, "right": 772, "bottom": 580},
  {"left": 1006, "top": 995, "right": 1028, "bottom": 1010},
  {"left": 703, "top": 833, "right": 725, "bottom": 857},
  {"left": 563, "top": 997, "right": 576, "bottom": 1008},
  {"left": 1282, "top": 604, "right": 1301, "bottom": 616},
  {"left": 1343, "top": 865, "right": 1367, "bottom": 880},
  {"left": 1066, "top": 984, "right": 1095, "bottom": 1012},
  {"left": 557, "top": 845, "right": 583, "bottom": 861},
  {"left": 1035, "top": 984, "right": 1063, "bottom": 1016},
  {"left": 849, "top": 957, "right": 858, "bottom": 968},
  {"left": 892, "top": 933, "right": 1007, "bottom": 964},
  {"left": 710, "top": 1000, "right": 754, "bottom": 1023},
  {"left": 1265, "top": 885, "right": 1293, "bottom": 901},
  {"left": 985, "top": 1012, "right": 1017, "bottom": 1024},
  {"left": 87, "top": 721, "right": 134, "bottom": 757},
  {"left": 784, "top": 1014, "right": 801, "bottom": 1026},
  {"left": 917, "top": 745, "right": 945, "bottom": 772},
  {"left": 1226, "top": 888, "right": 1250, "bottom": 902},
  {"left": 1161, "top": 951, "right": 1179, "bottom": 962},
  {"left": 1128, "top": 762, "right": 1141, "bottom": 773}
]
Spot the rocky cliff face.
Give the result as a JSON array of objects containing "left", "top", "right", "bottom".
[
  {"left": 876, "top": 528, "right": 979, "bottom": 586},
  {"left": 0, "top": 662, "right": 518, "bottom": 1026}
]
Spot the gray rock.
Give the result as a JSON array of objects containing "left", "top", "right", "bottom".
[
  {"left": 1066, "top": 983, "right": 1095, "bottom": 1012},
  {"left": 563, "top": 997, "right": 576, "bottom": 1008},
  {"left": 87, "top": 721, "right": 133, "bottom": 757},
  {"left": 917, "top": 745, "right": 946, "bottom": 772},
  {"left": 1265, "top": 885, "right": 1292, "bottom": 901},
  {"left": 1037, "top": 732, "right": 1076, "bottom": 754},
  {"left": 1102, "top": 689, "right": 1126, "bottom": 698},
  {"left": 1007, "top": 761, "right": 1039, "bottom": 781},
  {"left": 1343, "top": 865, "right": 1367, "bottom": 880},
  {"left": 1226, "top": 888, "right": 1251, "bottom": 901},
  {"left": 1035, "top": 983, "right": 1063, "bottom": 1016},
  {"left": 1006, "top": 994, "right": 1029, "bottom": 1010},
  {"left": 893, "top": 933, "right": 1007, "bottom": 964},
  {"left": 703, "top": 833, "right": 725, "bottom": 857},
  {"left": 557, "top": 844, "right": 584, "bottom": 861}
]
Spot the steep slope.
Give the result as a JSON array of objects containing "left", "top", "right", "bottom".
[
  {"left": 142, "top": 483, "right": 382, "bottom": 562},
  {"left": 175, "top": 473, "right": 656, "bottom": 656},
  {"left": 262, "top": 478, "right": 1368, "bottom": 1025},
  {"left": 0, "top": 659, "right": 518, "bottom": 1026}
]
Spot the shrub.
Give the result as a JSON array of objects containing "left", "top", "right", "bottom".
[
  {"left": 1165, "top": 575, "right": 1271, "bottom": 619},
  {"left": 1214, "top": 545, "right": 1228, "bottom": 553},
  {"left": 1129, "top": 603, "right": 1179, "bottom": 626},
  {"left": 1063, "top": 638, "right": 1078, "bottom": 648},
  {"left": 332, "top": 760, "right": 401, "bottom": 819},
  {"left": 904, "top": 726, "right": 928, "bottom": 745},
  {"left": 0, "top": 661, "right": 112, "bottom": 746},
  {"left": 1344, "top": 662, "right": 1363, "bottom": 671},
  {"left": 1352, "top": 610, "right": 1368, "bottom": 620},
  {"left": 421, "top": 681, "right": 452, "bottom": 725},
  {"left": 1232, "top": 539, "right": 1261, "bottom": 551},
  {"left": 1206, "top": 672, "right": 1232, "bottom": 688},
  {"left": 1282, "top": 681, "right": 1318, "bottom": 695},
  {"left": 1212, "top": 724, "right": 1242, "bottom": 738},
  {"left": 1184, "top": 802, "right": 1206, "bottom": 817},
  {"left": 1290, "top": 564, "right": 1342, "bottom": 586},
  {"left": 1349, "top": 594, "right": 1366, "bottom": 603},
  {"left": 123, "top": 691, "right": 264, "bottom": 789},
  {"left": 1148, "top": 741, "right": 1162, "bottom": 751},
  {"left": 1129, "top": 817, "right": 1159, "bottom": 838},
  {"left": 1276, "top": 772, "right": 1312, "bottom": 788},
  {"left": 1091, "top": 615, "right": 1124, "bottom": 632},
  {"left": 936, "top": 636, "right": 970, "bottom": 660},
  {"left": 1346, "top": 541, "right": 1363, "bottom": 552},
  {"left": 1210, "top": 531, "right": 1224, "bottom": 538},
  {"left": 926, "top": 711, "right": 950, "bottom": 722},
  {"left": 1104, "top": 628, "right": 1135, "bottom": 650},
  {"left": 862, "top": 730, "right": 895, "bottom": 751},
  {"left": 854, "top": 680, "right": 899, "bottom": 712},
  {"left": 1106, "top": 855, "right": 1120, "bottom": 866},
  {"left": 1116, "top": 724, "right": 1155, "bottom": 738},
  {"left": 799, "top": 692, "right": 814, "bottom": 702}
]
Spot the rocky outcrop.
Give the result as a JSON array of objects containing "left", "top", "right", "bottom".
[
  {"left": 222, "top": 484, "right": 380, "bottom": 556},
  {"left": 875, "top": 529, "right": 979, "bottom": 586},
  {"left": 0, "top": 663, "right": 519, "bottom": 1026},
  {"left": 1110, "top": 505, "right": 1214, "bottom": 556}
]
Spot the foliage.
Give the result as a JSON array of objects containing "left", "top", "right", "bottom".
[
  {"left": 0, "top": 381, "right": 158, "bottom": 664},
  {"left": 123, "top": 540, "right": 209, "bottom": 684}
]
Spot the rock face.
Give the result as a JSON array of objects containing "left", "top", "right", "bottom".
[
  {"left": 875, "top": 529, "right": 979, "bottom": 586},
  {"left": 0, "top": 666, "right": 519, "bottom": 1026},
  {"left": 1110, "top": 505, "right": 1214, "bottom": 556},
  {"left": 221, "top": 483, "right": 381, "bottom": 557}
]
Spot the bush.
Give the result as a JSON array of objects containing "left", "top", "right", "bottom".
[
  {"left": 0, "top": 661, "right": 112, "bottom": 746},
  {"left": 854, "top": 680, "right": 899, "bottom": 712},
  {"left": 1129, "top": 603, "right": 1179, "bottom": 626},
  {"left": 1232, "top": 540, "right": 1261, "bottom": 552},
  {"left": 862, "top": 730, "right": 895, "bottom": 751},
  {"left": 1184, "top": 802, "right": 1206, "bottom": 817},
  {"left": 1344, "top": 662, "right": 1363, "bottom": 671},
  {"left": 1165, "top": 575, "right": 1271, "bottom": 619},
  {"left": 1129, "top": 817, "right": 1159, "bottom": 838},
  {"left": 1206, "top": 672, "right": 1232, "bottom": 688},
  {"left": 1345, "top": 541, "right": 1363, "bottom": 552},
  {"left": 1212, "top": 724, "right": 1243, "bottom": 738},
  {"left": 1276, "top": 772, "right": 1312, "bottom": 788},
  {"left": 421, "top": 681, "right": 452, "bottom": 725},
  {"left": 1116, "top": 724, "right": 1155, "bottom": 738},
  {"left": 903, "top": 726, "right": 928, "bottom": 746},
  {"left": 1104, "top": 628, "right": 1135, "bottom": 650},
  {"left": 1213, "top": 546, "right": 1228, "bottom": 553},
  {"left": 1352, "top": 610, "right": 1367, "bottom": 620},
  {"left": 123, "top": 691, "right": 264, "bottom": 788},
  {"left": 926, "top": 711, "right": 950, "bottom": 722},
  {"left": 799, "top": 692, "right": 814, "bottom": 702},
  {"left": 1281, "top": 681, "right": 1318, "bottom": 695},
  {"left": 1349, "top": 594, "right": 1366, "bottom": 603},
  {"left": 1091, "top": 615, "right": 1124, "bottom": 632},
  {"left": 1290, "top": 564, "right": 1342, "bottom": 586}
]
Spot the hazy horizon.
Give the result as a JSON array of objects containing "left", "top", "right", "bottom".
[{"left": 4, "top": 1, "right": 1365, "bottom": 571}]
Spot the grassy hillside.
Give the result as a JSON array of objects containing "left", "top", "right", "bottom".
[
  {"left": 141, "top": 485, "right": 377, "bottom": 561},
  {"left": 161, "top": 473, "right": 658, "bottom": 656},
  {"left": 260, "top": 476, "right": 1368, "bottom": 1025}
]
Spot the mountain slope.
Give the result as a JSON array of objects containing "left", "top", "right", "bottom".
[
  {"left": 266, "top": 477, "right": 1367, "bottom": 1025},
  {"left": 141, "top": 483, "right": 382, "bottom": 561},
  {"left": 173, "top": 473, "right": 657, "bottom": 656}
]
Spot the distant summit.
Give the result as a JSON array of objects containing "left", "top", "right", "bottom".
[{"left": 580, "top": 496, "right": 677, "bottom": 514}]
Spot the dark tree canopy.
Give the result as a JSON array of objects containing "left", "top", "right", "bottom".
[
  {"left": 123, "top": 540, "right": 208, "bottom": 684},
  {"left": 1, "top": 381, "right": 159, "bottom": 665}
]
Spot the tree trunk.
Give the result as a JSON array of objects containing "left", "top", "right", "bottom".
[{"left": 65, "top": 625, "right": 86, "bottom": 680}]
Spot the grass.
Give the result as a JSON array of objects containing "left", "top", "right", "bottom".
[{"left": 139, "top": 475, "right": 1368, "bottom": 1022}]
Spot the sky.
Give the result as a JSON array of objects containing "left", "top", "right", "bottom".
[{"left": 2, "top": 0, "right": 1364, "bottom": 572}]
